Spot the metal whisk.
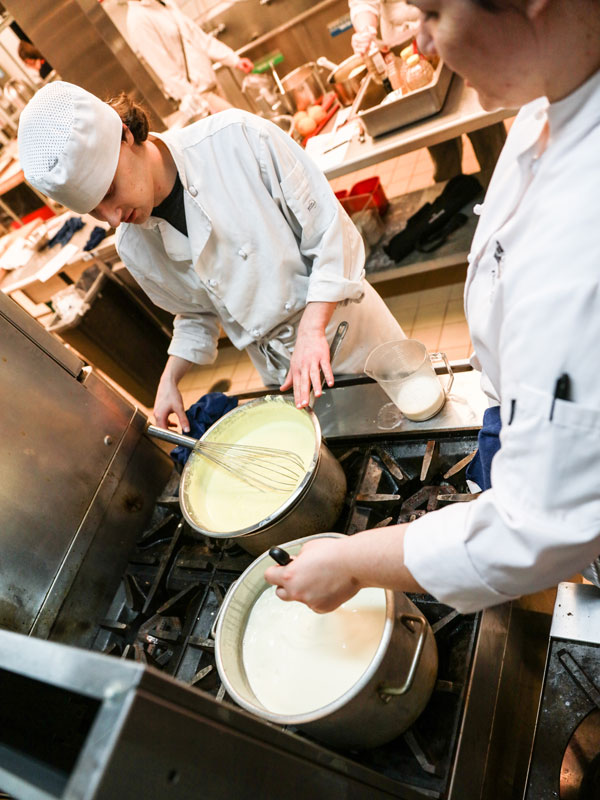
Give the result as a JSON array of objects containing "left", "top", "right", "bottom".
[{"left": 147, "top": 425, "right": 306, "bottom": 492}]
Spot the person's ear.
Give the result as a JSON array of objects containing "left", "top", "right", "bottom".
[
  {"left": 523, "top": 0, "right": 549, "bottom": 20},
  {"left": 122, "top": 124, "right": 134, "bottom": 145}
]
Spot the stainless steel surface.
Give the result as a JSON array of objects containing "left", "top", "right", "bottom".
[
  {"left": 214, "top": 0, "right": 353, "bottom": 112},
  {"left": 4, "top": 0, "right": 175, "bottom": 129},
  {"left": 357, "top": 61, "right": 453, "bottom": 139},
  {"left": 549, "top": 581, "right": 600, "bottom": 644},
  {"left": 215, "top": 534, "right": 438, "bottom": 750},
  {"left": 0, "top": 290, "right": 83, "bottom": 377},
  {"left": 0, "top": 292, "right": 172, "bottom": 641},
  {"left": 323, "top": 77, "right": 515, "bottom": 179},
  {"left": 314, "top": 365, "right": 488, "bottom": 439},
  {"left": 317, "top": 54, "right": 365, "bottom": 106},
  {"left": 280, "top": 62, "right": 326, "bottom": 111},
  {"left": 178, "top": 396, "right": 347, "bottom": 554},
  {"left": 0, "top": 628, "right": 403, "bottom": 800}
]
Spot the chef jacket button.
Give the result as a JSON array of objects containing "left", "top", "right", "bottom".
[
  {"left": 208, "top": 278, "right": 218, "bottom": 287},
  {"left": 284, "top": 302, "right": 292, "bottom": 311},
  {"left": 473, "top": 203, "right": 483, "bottom": 215},
  {"left": 252, "top": 328, "right": 261, "bottom": 337},
  {"left": 238, "top": 248, "right": 248, "bottom": 260},
  {"left": 188, "top": 185, "right": 198, "bottom": 197}
]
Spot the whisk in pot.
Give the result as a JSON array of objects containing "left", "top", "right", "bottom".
[{"left": 147, "top": 425, "right": 306, "bottom": 492}]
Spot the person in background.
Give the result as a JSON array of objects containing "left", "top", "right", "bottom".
[
  {"left": 266, "top": 0, "right": 600, "bottom": 615},
  {"left": 348, "top": 0, "right": 506, "bottom": 181},
  {"left": 18, "top": 83, "right": 405, "bottom": 430},
  {"left": 17, "top": 41, "right": 53, "bottom": 80},
  {"left": 125, "top": 0, "right": 253, "bottom": 115}
]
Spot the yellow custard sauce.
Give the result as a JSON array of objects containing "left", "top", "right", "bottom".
[{"left": 182, "top": 398, "right": 316, "bottom": 533}]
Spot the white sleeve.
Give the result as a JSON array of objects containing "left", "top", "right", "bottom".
[
  {"left": 348, "top": 0, "right": 381, "bottom": 26},
  {"left": 405, "top": 164, "right": 600, "bottom": 613},
  {"left": 126, "top": 6, "right": 192, "bottom": 99},
  {"left": 168, "top": 312, "right": 221, "bottom": 364},
  {"left": 257, "top": 121, "right": 366, "bottom": 303},
  {"left": 176, "top": 7, "right": 239, "bottom": 68}
]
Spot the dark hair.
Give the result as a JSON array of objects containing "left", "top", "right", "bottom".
[
  {"left": 18, "top": 40, "right": 44, "bottom": 61},
  {"left": 107, "top": 92, "right": 149, "bottom": 144}
]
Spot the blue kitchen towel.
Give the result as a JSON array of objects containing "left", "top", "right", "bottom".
[
  {"left": 465, "top": 405, "right": 502, "bottom": 491},
  {"left": 46, "top": 216, "right": 84, "bottom": 248},
  {"left": 170, "top": 392, "right": 238, "bottom": 467},
  {"left": 83, "top": 225, "right": 107, "bottom": 251}
]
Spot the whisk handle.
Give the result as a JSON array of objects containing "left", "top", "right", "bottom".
[
  {"left": 147, "top": 424, "right": 198, "bottom": 449},
  {"left": 269, "top": 547, "right": 293, "bottom": 566}
]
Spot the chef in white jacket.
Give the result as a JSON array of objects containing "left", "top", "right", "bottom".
[
  {"left": 126, "top": 0, "right": 253, "bottom": 114},
  {"left": 266, "top": 0, "right": 600, "bottom": 614},
  {"left": 18, "top": 84, "right": 404, "bottom": 431}
]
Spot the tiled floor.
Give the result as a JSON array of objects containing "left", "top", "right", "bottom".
[{"left": 176, "top": 134, "right": 485, "bottom": 413}]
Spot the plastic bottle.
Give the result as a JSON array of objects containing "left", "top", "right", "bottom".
[
  {"left": 404, "top": 53, "right": 434, "bottom": 92},
  {"left": 363, "top": 42, "right": 394, "bottom": 94}
]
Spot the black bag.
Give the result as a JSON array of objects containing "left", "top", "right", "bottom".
[{"left": 383, "top": 174, "right": 483, "bottom": 263}]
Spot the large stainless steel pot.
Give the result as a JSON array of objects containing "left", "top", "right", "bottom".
[
  {"left": 178, "top": 396, "right": 346, "bottom": 555},
  {"left": 317, "top": 55, "right": 367, "bottom": 106},
  {"left": 280, "top": 62, "right": 326, "bottom": 111},
  {"left": 215, "top": 534, "right": 438, "bottom": 749}
]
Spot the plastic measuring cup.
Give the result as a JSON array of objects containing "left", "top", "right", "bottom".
[{"left": 364, "top": 339, "right": 454, "bottom": 428}]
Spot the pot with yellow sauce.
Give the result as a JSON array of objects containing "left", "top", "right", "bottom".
[
  {"left": 179, "top": 395, "right": 347, "bottom": 554},
  {"left": 214, "top": 534, "right": 438, "bottom": 750}
]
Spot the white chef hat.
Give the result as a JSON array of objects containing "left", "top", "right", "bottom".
[{"left": 18, "top": 81, "right": 122, "bottom": 215}]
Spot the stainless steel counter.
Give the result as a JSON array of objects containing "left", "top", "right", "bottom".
[
  {"left": 314, "top": 363, "right": 487, "bottom": 439},
  {"left": 323, "top": 76, "right": 515, "bottom": 179}
]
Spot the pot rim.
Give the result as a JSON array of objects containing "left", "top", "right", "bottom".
[
  {"left": 179, "top": 395, "right": 322, "bottom": 539},
  {"left": 214, "top": 533, "right": 396, "bottom": 725}
]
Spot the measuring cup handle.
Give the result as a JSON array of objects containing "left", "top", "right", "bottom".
[{"left": 431, "top": 351, "right": 454, "bottom": 396}]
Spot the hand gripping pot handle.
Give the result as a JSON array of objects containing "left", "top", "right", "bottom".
[
  {"left": 377, "top": 613, "right": 427, "bottom": 701},
  {"left": 430, "top": 351, "right": 454, "bottom": 396}
]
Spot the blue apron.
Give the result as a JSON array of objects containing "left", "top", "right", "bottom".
[{"left": 465, "top": 406, "right": 502, "bottom": 491}]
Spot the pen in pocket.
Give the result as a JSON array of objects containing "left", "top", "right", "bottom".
[{"left": 549, "top": 372, "right": 571, "bottom": 421}]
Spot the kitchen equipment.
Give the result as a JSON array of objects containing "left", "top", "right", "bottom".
[
  {"left": 215, "top": 533, "right": 438, "bottom": 750},
  {"left": 316, "top": 54, "right": 366, "bottom": 106},
  {"left": 280, "top": 62, "right": 326, "bottom": 111},
  {"left": 525, "top": 582, "right": 600, "bottom": 799},
  {"left": 177, "top": 395, "right": 347, "bottom": 555},
  {"left": 356, "top": 58, "right": 453, "bottom": 138},
  {"left": 241, "top": 71, "right": 292, "bottom": 119},
  {"left": 147, "top": 425, "right": 305, "bottom": 492},
  {"left": 365, "top": 339, "right": 454, "bottom": 427}
]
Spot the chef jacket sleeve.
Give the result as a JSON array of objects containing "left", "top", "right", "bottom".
[
  {"left": 404, "top": 184, "right": 600, "bottom": 614},
  {"left": 175, "top": 6, "right": 239, "bottom": 69},
  {"left": 348, "top": 0, "right": 381, "bottom": 25},
  {"left": 257, "top": 122, "right": 366, "bottom": 304},
  {"left": 168, "top": 311, "right": 221, "bottom": 365},
  {"left": 126, "top": 5, "right": 192, "bottom": 100}
]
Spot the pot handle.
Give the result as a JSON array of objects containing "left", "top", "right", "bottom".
[
  {"left": 377, "top": 613, "right": 427, "bottom": 701},
  {"left": 210, "top": 580, "right": 238, "bottom": 639},
  {"left": 316, "top": 56, "right": 339, "bottom": 73}
]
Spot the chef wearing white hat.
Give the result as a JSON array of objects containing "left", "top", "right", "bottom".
[{"left": 18, "top": 81, "right": 405, "bottom": 430}]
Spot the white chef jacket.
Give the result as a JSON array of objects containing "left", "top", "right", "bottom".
[
  {"left": 116, "top": 109, "right": 403, "bottom": 383},
  {"left": 404, "top": 68, "right": 600, "bottom": 613},
  {"left": 348, "top": 0, "right": 420, "bottom": 45},
  {"left": 126, "top": 0, "right": 239, "bottom": 100}
]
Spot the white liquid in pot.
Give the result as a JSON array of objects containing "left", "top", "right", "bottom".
[
  {"left": 391, "top": 375, "right": 445, "bottom": 421},
  {"left": 183, "top": 401, "right": 315, "bottom": 533},
  {"left": 242, "top": 585, "right": 387, "bottom": 715}
]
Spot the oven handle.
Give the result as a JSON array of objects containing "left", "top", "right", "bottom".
[
  {"left": 377, "top": 614, "right": 426, "bottom": 700},
  {"left": 210, "top": 580, "right": 238, "bottom": 640}
]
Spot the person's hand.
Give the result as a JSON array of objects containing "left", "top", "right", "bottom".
[
  {"left": 153, "top": 379, "right": 189, "bottom": 432},
  {"left": 264, "top": 538, "right": 360, "bottom": 613},
  {"left": 351, "top": 25, "right": 378, "bottom": 56},
  {"left": 280, "top": 325, "right": 333, "bottom": 408},
  {"left": 236, "top": 57, "right": 254, "bottom": 74}
]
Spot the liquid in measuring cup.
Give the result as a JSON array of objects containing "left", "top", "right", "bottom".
[{"left": 390, "top": 374, "right": 445, "bottom": 421}]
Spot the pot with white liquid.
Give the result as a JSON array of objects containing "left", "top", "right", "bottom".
[
  {"left": 214, "top": 534, "right": 438, "bottom": 750},
  {"left": 178, "top": 396, "right": 347, "bottom": 555}
]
